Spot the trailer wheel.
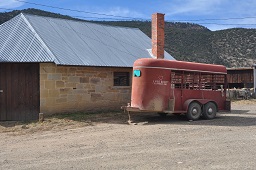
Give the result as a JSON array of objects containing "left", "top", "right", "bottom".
[
  {"left": 186, "top": 102, "right": 201, "bottom": 120},
  {"left": 202, "top": 102, "right": 217, "bottom": 119}
]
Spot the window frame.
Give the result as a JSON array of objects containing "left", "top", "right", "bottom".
[{"left": 113, "top": 72, "right": 130, "bottom": 86}]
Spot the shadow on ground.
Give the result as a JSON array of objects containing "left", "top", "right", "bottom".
[
  {"left": 127, "top": 110, "right": 256, "bottom": 127},
  {"left": 0, "top": 121, "right": 26, "bottom": 128}
]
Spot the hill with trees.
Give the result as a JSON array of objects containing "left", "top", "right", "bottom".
[{"left": 1, "top": 8, "right": 256, "bottom": 67}]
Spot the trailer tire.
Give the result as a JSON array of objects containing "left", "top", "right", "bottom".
[
  {"left": 186, "top": 102, "right": 201, "bottom": 120},
  {"left": 202, "top": 102, "right": 217, "bottom": 119}
]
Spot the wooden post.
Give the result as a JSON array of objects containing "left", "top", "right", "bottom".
[{"left": 39, "top": 113, "right": 44, "bottom": 122}]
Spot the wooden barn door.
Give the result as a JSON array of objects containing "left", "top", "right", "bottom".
[{"left": 0, "top": 63, "right": 39, "bottom": 121}]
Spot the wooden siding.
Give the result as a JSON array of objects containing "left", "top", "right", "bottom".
[
  {"left": 227, "top": 69, "right": 253, "bottom": 88},
  {"left": 0, "top": 63, "right": 39, "bottom": 121}
]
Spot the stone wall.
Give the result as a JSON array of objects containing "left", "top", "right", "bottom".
[{"left": 40, "top": 63, "right": 132, "bottom": 115}]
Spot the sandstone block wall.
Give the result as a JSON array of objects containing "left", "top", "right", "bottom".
[{"left": 40, "top": 63, "right": 132, "bottom": 115}]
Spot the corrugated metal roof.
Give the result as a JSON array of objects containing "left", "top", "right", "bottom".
[
  {"left": 0, "top": 14, "right": 55, "bottom": 62},
  {"left": 0, "top": 13, "right": 175, "bottom": 67},
  {"left": 227, "top": 67, "right": 253, "bottom": 70}
]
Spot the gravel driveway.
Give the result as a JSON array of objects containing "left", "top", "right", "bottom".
[{"left": 1, "top": 100, "right": 256, "bottom": 170}]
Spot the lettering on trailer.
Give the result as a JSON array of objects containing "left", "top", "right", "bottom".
[{"left": 153, "top": 76, "right": 168, "bottom": 86}]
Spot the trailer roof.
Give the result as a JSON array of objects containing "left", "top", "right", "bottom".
[{"left": 134, "top": 58, "right": 227, "bottom": 74}]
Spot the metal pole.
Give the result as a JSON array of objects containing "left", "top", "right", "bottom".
[{"left": 253, "top": 64, "right": 256, "bottom": 93}]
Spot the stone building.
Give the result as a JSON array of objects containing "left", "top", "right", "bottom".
[{"left": 0, "top": 13, "right": 174, "bottom": 121}]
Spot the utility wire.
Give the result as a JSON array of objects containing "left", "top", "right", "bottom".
[
  {"left": 72, "top": 15, "right": 145, "bottom": 21},
  {"left": 167, "top": 16, "right": 256, "bottom": 22},
  {"left": 0, "top": 7, "right": 15, "bottom": 11},
  {"left": 0, "top": 7, "right": 130, "bottom": 21},
  {"left": 165, "top": 20, "right": 256, "bottom": 26},
  {"left": 197, "top": 23, "right": 256, "bottom": 26},
  {"left": 16, "top": 0, "right": 256, "bottom": 23},
  {"left": 188, "top": 23, "right": 256, "bottom": 26},
  {"left": 7, "top": 0, "right": 256, "bottom": 26},
  {"left": 15, "top": 0, "right": 147, "bottom": 20}
]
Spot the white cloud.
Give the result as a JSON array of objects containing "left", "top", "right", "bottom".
[
  {"left": 206, "top": 8, "right": 256, "bottom": 30},
  {"left": 231, "top": 0, "right": 256, "bottom": 17},
  {"left": 104, "top": 7, "right": 146, "bottom": 19},
  {"left": 165, "top": 0, "right": 224, "bottom": 16},
  {"left": 0, "top": 0, "right": 25, "bottom": 8},
  {"left": 75, "top": 5, "right": 146, "bottom": 20},
  {"left": 160, "top": 0, "right": 256, "bottom": 30}
]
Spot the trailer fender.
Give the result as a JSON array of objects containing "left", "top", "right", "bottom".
[{"left": 183, "top": 99, "right": 215, "bottom": 112}]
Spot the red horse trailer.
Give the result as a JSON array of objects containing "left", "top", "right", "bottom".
[{"left": 123, "top": 58, "right": 231, "bottom": 120}]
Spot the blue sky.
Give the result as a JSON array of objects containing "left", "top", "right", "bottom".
[{"left": 1, "top": 0, "right": 256, "bottom": 31}]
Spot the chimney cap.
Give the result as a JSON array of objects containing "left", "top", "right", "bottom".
[{"left": 152, "top": 12, "right": 165, "bottom": 15}]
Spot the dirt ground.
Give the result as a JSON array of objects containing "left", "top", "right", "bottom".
[{"left": 1, "top": 100, "right": 256, "bottom": 170}]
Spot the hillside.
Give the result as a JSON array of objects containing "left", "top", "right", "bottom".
[{"left": 1, "top": 8, "right": 256, "bottom": 67}]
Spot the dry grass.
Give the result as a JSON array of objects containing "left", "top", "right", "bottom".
[
  {"left": 0, "top": 111, "right": 128, "bottom": 135},
  {"left": 231, "top": 99, "right": 256, "bottom": 105}
]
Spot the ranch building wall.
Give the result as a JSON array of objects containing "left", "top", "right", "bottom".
[{"left": 40, "top": 63, "right": 132, "bottom": 115}]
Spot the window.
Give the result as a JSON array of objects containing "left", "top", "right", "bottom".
[
  {"left": 183, "top": 72, "right": 200, "bottom": 89},
  {"left": 171, "top": 70, "right": 225, "bottom": 90},
  {"left": 114, "top": 72, "right": 130, "bottom": 86},
  {"left": 201, "top": 74, "right": 225, "bottom": 90},
  {"left": 171, "top": 71, "right": 182, "bottom": 88}
]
